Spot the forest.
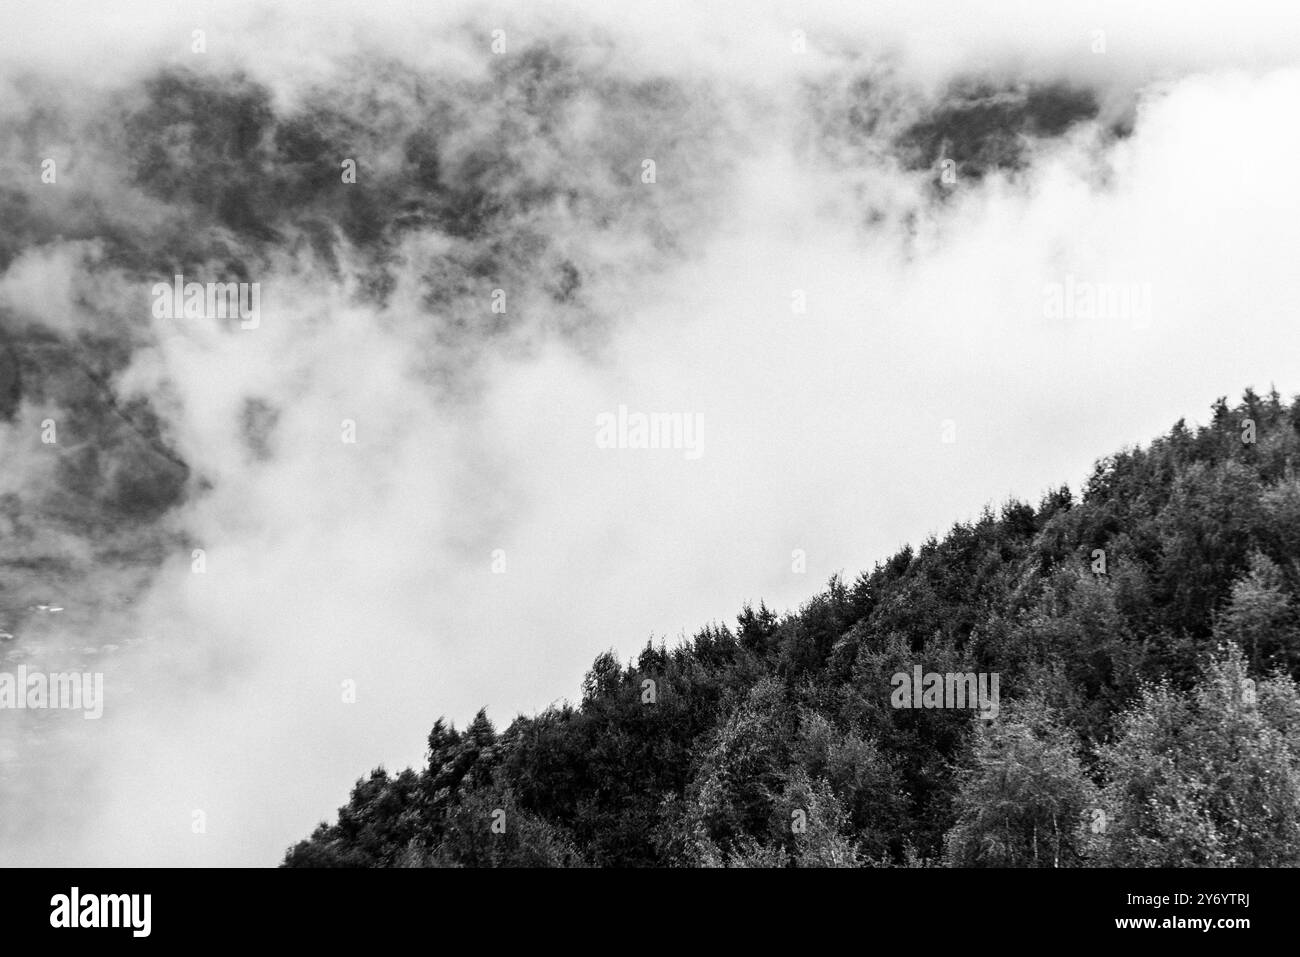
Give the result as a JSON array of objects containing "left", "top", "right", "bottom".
[{"left": 284, "top": 388, "right": 1300, "bottom": 867}]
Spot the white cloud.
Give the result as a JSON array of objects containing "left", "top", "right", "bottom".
[{"left": 3, "top": 0, "right": 1300, "bottom": 864}]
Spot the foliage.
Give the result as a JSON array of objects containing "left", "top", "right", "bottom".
[{"left": 285, "top": 391, "right": 1300, "bottom": 867}]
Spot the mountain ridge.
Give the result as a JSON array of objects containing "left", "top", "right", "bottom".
[{"left": 283, "top": 387, "right": 1300, "bottom": 867}]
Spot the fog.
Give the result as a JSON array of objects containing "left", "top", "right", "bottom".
[{"left": 1, "top": 0, "right": 1299, "bottom": 864}]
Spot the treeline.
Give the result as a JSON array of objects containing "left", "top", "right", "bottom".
[{"left": 284, "top": 389, "right": 1300, "bottom": 867}]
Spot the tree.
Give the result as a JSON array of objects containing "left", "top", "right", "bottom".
[
  {"left": 675, "top": 678, "right": 792, "bottom": 863},
  {"left": 421, "top": 779, "right": 585, "bottom": 867},
  {"left": 287, "top": 391, "right": 1300, "bottom": 869},
  {"left": 1098, "top": 644, "right": 1300, "bottom": 866},
  {"left": 944, "top": 696, "right": 1098, "bottom": 867},
  {"left": 1214, "top": 551, "right": 1300, "bottom": 674}
]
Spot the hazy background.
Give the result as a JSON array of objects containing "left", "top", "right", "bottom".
[{"left": 1, "top": 0, "right": 1300, "bottom": 864}]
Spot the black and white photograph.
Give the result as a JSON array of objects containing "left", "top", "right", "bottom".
[{"left": 1, "top": 0, "right": 1296, "bottom": 939}]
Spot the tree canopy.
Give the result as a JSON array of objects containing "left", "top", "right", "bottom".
[{"left": 284, "top": 389, "right": 1300, "bottom": 867}]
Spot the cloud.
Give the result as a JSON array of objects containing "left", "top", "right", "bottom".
[{"left": 2, "top": 0, "right": 1300, "bottom": 865}]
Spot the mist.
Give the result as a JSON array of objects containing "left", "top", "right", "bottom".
[{"left": 1, "top": 0, "right": 1299, "bottom": 865}]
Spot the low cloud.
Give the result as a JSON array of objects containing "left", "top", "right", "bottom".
[{"left": 2, "top": 1, "right": 1299, "bottom": 864}]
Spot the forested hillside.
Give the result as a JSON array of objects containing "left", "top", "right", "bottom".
[{"left": 284, "top": 389, "right": 1300, "bottom": 867}]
